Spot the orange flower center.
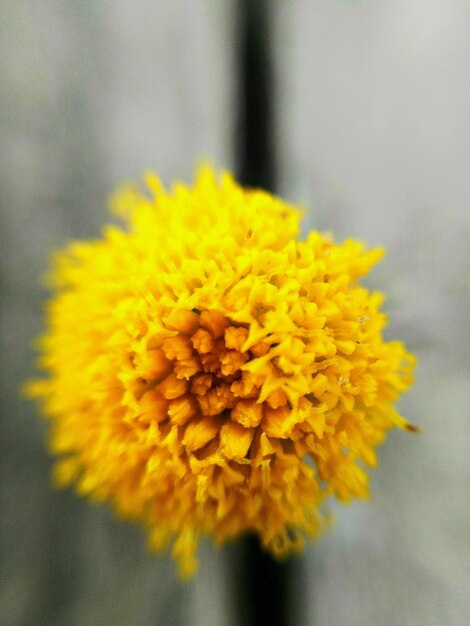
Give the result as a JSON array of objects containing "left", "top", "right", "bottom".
[{"left": 138, "top": 309, "right": 292, "bottom": 464}]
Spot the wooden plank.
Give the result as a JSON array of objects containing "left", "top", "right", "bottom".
[
  {"left": 273, "top": 2, "right": 470, "bottom": 625},
  {"left": 0, "top": 2, "right": 236, "bottom": 625}
]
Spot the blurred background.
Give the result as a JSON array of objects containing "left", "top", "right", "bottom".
[{"left": 1, "top": 1, "right": 469, "bottom": 625}]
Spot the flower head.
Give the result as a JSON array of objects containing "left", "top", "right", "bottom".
[{"left": 27, "top": 167, "right": 415, "bottom": 577}]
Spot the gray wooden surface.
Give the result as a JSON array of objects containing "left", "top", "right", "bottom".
[
  {"left": 1, "top": 2, "right": 469, "bottom": 625},
  {"left": 1, "top": 2, "right": 236, "bottom": 625},
  {"left": 274, "top": 2, "right": 470, "bottom": 625}
]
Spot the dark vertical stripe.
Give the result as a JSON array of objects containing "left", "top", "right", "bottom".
[
  {"left": 236, "top": 0, "right": 276, "bottom": 191},
  {"left": 235, "top": 2, "right": 292, "bottom": 626},
  {"left": 237, "top": 535, "right": 294, "bottom": 626}
]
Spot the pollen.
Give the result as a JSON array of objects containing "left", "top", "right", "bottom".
[{"left": 26, "top": 166, "right": 415, "bottom": 578}]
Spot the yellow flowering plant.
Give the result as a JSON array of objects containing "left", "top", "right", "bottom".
[{"left": 27, "top": 166, "right": 415, "bottom": 578}]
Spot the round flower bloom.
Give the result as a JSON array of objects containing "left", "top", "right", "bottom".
[{"left": 27, "top": 167, "right": 415, "bottom": 577}]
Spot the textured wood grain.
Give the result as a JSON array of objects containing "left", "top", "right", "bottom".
[
  {"left": 0, "top": 2, "right": 236, "bottom": 625},
  {"left": 274, "top": 2, "right": 470, "bottom": 625}
]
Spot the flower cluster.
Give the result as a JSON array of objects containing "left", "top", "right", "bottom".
[{"left": 27, "top": 167, "right": 415, "bottom": 577}]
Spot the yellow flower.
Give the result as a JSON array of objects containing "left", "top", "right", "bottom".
[{"left": 26, "top": 166, "right": 415, "bottom": 577}]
